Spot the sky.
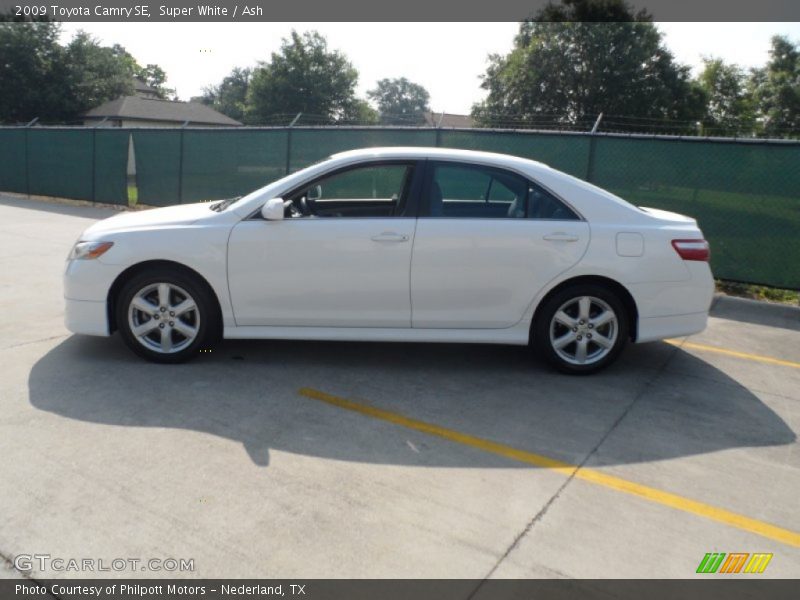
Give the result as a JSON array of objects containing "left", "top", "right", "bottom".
[{"left": 59, "top": 22, "right": 800, "bottom": 116}]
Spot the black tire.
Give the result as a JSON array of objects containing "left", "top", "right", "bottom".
[
  {"left": 533, "top": 283, "right": 629, "bottom": 374},
  {"left": 116, "top": 267, "right": 219, "bottom": 363}
]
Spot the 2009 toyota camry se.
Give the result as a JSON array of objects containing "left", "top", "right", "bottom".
[{"left": 64, "top": 147, "right": 713, "bottom": 373}]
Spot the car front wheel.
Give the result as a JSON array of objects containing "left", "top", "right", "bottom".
[
  {"left": 116, "top": 268, "right": 217, "bottom": 363},
  {"left": 533, "top": 284, "right": 629, "bottom": 374}
]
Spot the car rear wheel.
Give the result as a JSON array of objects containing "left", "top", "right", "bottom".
[
  {"left": 116, "top": 268, "right": 217, "bottom": 363},
  {"left": 533, "top": 283, "right": 629, "bottom": 374}
]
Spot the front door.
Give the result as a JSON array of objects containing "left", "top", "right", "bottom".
[{"left": 228, "top": 161, "right": 420, "bottom": 327}]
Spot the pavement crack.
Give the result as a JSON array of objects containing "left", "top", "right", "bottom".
[
  {"left": 470, "top": 345, "right": 681, "bottom": 592},
  {"left": 0, "top": 549, "right": 61, "bottom": 598},
  {"left": 1, "top": 334, "right": 69, "bottom": 351}
]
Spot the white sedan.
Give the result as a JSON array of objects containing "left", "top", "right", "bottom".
[{"left": 64, "top": 147, "right": 713, "bottom": 373}]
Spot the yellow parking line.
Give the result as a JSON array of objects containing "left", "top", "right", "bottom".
[
  {"left": 298, "top": 387, "right": 800, "bottom": 548},
  {"left": 665, "top": 339, "right": 800, "bottom": 369}
]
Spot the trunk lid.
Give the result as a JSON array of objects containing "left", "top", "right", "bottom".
[{"left": 638, "top": 206, "right": 698, "bottom": 226}]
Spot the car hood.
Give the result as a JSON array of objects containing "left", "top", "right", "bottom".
[{"left": 81, "top": 203, "right": 214, "bottom": 239}]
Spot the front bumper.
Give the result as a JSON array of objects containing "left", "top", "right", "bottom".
[
  {"left": 64, "top": 297, "right": 109, "bottom": 337},
  {"left": 63, "top": 258, "right": 122, "bottom": 337}
]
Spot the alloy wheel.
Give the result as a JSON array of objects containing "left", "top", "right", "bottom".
[
  {"left": 548, "top": 295, "right": 618, "bottom": 366},
  {"left": 127, "top": 282, "right": 201, "bottom": 354}
]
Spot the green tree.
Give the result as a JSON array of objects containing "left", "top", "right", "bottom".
[
  {"left": 134, "top": 63, "right": 175, "bottom": 99},
  {"left": 0, "top": 21, "right": 68, "bottom": 122},
  {"left": 61, "top": 31, "right": 134, "bottom": 117},
  {"left": 367, "top": 77, "right": 430, "bottom": 124},
  {"left": 697, "top": 58, "right": 755, "bottom": 136},
  {"left": 245, "top": 30, "right": 359, "bottom": 124},
  {"left": 0, "top": 23, "right": 173, "bottom": 123},
  {"left": 199, "top": 67, "right": 251, "bottom": 122},
  {"left": 342, "top": 98, "right": 379, "bottom": 124},
  {"left": 472, "top": 0, "right": 705, "bottom": 132},
  {"left": 753, "top": 36, "right": 800, "bottom": 137}
]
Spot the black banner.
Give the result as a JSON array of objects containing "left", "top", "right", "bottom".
[
  {"left": 3, "top": 580, "right": 800, "bottom": 600},
  {"left": 1, "top": 0, "right": 800, "bottom": 21}
]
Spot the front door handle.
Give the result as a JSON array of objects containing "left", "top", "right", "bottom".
[
  {"left": 543, "top": 232, "right": 580, "bottom": 242},
  {"left": 371, "top": 232, "right": 409, "bottom": 243}
]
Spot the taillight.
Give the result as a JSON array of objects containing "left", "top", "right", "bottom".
[{"left": 671, "top": 239, "right": 710, "bottom": 261}]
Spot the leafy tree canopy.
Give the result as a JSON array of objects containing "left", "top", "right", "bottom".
[
  {"left": 134, "top": 63, "right": 175, "bottom": 99},
  {"left": 246, "top": 30, "right": 359, "bottom": 125},
  {"left": 697, "top": 58, "right": 755, "bottom": 135},
  {"left": 0, "top": 21, "right": 172, "bottom": 123},
  {"left": 0, "top": 21, "right": 71, "bottom": 122},
  {"left": 367, "top": 77, "right": 431, "bottom": 125},
  {"left": 753, "top": 35, "right": 800, "bottom": 136},
  {"left": 472, "top": 0, "right": 705, "bottom": 131},
  {"left": 199, "top": 67, "right": 251, "bottom": 122},
  {"left": 342, "top": 98, "right": 379, "bottom": 125}
]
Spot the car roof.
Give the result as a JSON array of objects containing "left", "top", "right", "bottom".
[
  {"left": 330, "top": 146, "right": 550, "bottom": 170},
  {"left": 231, "top": 145, "right": 645, "bottom": 223}
]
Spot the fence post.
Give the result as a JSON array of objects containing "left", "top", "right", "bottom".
[
  {"left": 434, "top": 111, "right": 443, "bottom": 147},
  {"left": 178, "top": 124, "right": 186, "bottom": 203},
  {"left": 585, "top": 135, "right": 597, "bottom": 183},
  {"left": 24, "top": 127, "right": 30, "bottom": 197},
  {"left": 24, "top": 117, "right": 37, "bottom": 196},
  {"left": 91, "top": 128, "right": 97, "bottom": 203},
  {"left": 585, "top": 113, "right": 603, "bottom": 183},
  {"left": 285, "top": 127, "right": 293, "bottom": 175},
  {"left": 285, "top": 113, "right": 301, "bottom": 174}
]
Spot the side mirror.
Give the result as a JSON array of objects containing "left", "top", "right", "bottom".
[
  {"left": 308, "top": 185, "right": 322, "bottom": 201},
  {"left": 261, "top": 197, "right": 285, "bottom": 221}
]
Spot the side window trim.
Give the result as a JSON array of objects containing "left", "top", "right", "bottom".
[
  {"left": 420, "top": 160, "right": 531, "bottom": 220},
  {"left": 527, "top": 180, "right": 582, "bottom": 221},
  {"left": 248, "top": 159, "right": 423, "bottom": 220},
  {"left": 419, "top": 159, "right": 585, "bottom": 222}
]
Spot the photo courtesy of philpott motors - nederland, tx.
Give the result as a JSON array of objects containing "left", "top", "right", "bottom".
[{"left": 16, "top": 583, "right": 292, "bottom": 597}]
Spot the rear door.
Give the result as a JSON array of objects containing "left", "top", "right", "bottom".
[{"left": 410, "top": 160, "right": 590, "bottom": 329}]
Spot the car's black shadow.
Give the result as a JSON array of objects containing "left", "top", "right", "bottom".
[
  {"left": 710, "top": 295, "right": 800, "bottom": 331},
  {"left": 28, "top": 335, "right": 796, "bottom": 468}
]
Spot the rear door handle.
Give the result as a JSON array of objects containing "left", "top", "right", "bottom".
[
  {"left": 371, "top": 232, "right": 409, "bottom": 243},
  {"left": 543, "top": 232, "right": 580, "bottom": 242}
]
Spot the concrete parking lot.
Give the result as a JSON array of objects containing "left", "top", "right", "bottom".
[{"left": 1, "top": 194, "right": 798, "bottom": 579}]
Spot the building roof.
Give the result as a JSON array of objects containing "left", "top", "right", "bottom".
[
  {"left": 423, "top": 111, "right": 474, "bottom": 128},
  {"left": 132, "top": 78, "right": 159, "bottom": 97},
  {"left": 83, "top": 96, "right": 242, "bottom": 126}
]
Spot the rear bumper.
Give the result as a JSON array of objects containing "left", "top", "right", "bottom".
[
  {"left": 636, "top": 311, "right": 708, "bottom": 343},
  {"left": 64, "top": 297, "right": 109, "bottom": 337},
  {"left": 628, "top": 261, "right": 714, "bottom": 342}
]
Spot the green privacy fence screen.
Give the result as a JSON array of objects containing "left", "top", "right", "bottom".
[
  {"left": 0, "top": 128, "right": 129, "bottom": 204},
  {"left": 0, "top": 129, "right": 27, "bottom": 193},
  {"left": 589, "top": 137, "right": 800, "bottom": 289},
  {"left": 0, "top": 126, "right": 798, "bottom": 289}
]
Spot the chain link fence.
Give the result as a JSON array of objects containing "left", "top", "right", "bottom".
[{"left": 1, "top": 126, "right": 798, "bottom": 290}]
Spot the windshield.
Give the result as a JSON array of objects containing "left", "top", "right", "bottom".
[{"left": 221, "top": 156, "right": 335, "bottom": 214}]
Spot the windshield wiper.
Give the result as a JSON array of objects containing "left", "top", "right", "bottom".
[{"left": 209, "top": 196, "right": 242, "bottom": 212}]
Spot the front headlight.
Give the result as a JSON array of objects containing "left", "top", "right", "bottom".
[{"left": 69, "top": 241, "right": 114, "bottom": 260}]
